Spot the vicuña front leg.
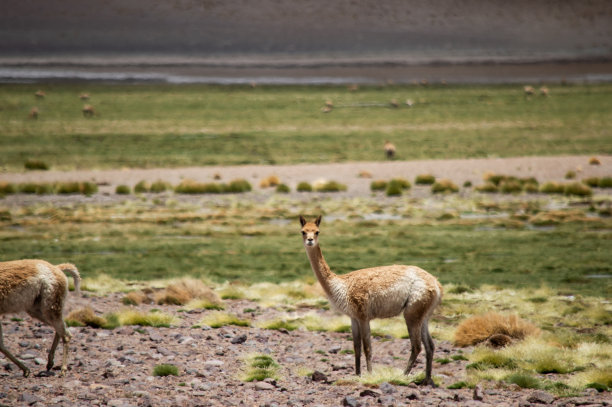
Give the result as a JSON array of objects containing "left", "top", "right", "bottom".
[
  {"left": 350, "top": 318, "right": 362, "bottom": 375},
  {"left": 359, "top": 320, "right": 373, "bottom": 373}
]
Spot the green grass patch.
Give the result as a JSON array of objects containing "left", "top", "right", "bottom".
[
  {"left": 199, "top": 312, "right": 250, "bottom": 328},
  {"left": 2, "top": 83, "right": 611, "bottom": 170},
  {"left": 241, "top": 354, "right": 280, "bottom": 382},
  {"left": 153, "top": 364, "right": 179, "bottom": 377}
]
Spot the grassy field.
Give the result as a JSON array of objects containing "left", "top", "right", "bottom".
[
  {"left": 1, "top": 83, "right": 611, "bottom": 170},
  {"left": 0, "top": 196, "right": 609, "bottom": 298}
]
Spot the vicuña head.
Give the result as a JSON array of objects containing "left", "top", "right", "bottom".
[{"left": 299, "top": 215, "right": 442, "bottom": 386}]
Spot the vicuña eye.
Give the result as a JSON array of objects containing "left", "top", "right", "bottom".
[
  {"left": 301, "top": 231, "right": 306, "bottom": 236},
  {"left": 315, "top": 231, "right": 319, "bottom": 235}
]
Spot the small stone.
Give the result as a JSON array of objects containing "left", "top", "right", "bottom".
[
  {"left": 328, "top": 345, "right": 342, "bottom": 354},
  {"left": 473, "top": 384, "right": 484, "bottom": 401},
  {"left": 406, "top": 391, "right": 419, "bottom": 400},
  {"left": 33, "top": 358, "right": 45, "bottom": 365},
  {"left": 231, "top": 334, "right": 247, "bottom": 344},
  {"left": 19, "top": 353, "right": 36, "bottom": 360},
  {"left": 311, "top": 371, "right": 328, "bottom": 383},
  {"left": 342, "top": 396, "right": 361, "bottom": 407},
  {"left": 18, "top": 392, "right": 42, "bottom": 405},
  {"left": 527, "top": 390, "right": 555, "bottom": 404},
  {"left": 149, "top": 332, "right": 163, "bottom": 343},
  {"left": 378, "top": 395, "right": 396, "bottom": 407},
  {"left": 359, "top": 389, "right": 379, "bottom": 397},
  {"left": 156, "top": 347, "right": 173, "bottom": 356},
  {"left": 204, "top": 359, "right": 224, "bottom": 368},
  {"left": 379, "top": 382, "right": 396, "bottom": 394},
  {"left": 254, "top": 381, "right": 275, "bottom": 391}
]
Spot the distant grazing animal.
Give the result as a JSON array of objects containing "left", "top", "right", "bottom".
[
  {"left": 29, "top": 107, "right": 39, "bottom": 119},
  {"left": 390, "top": 99, "right": 399, "bottom": 108},
  {"left": 34, "top": 90, "right": 46, "bottom": 99},
  {"left": 523, "top": 85, "right": 535, "bottom": 96},
  {"left": 82, "top": 104, "right": 95, "bottom": 117},
  {"left": 539, "top": 86, "right": 549, "bottom": 97},
  {"left": 0, "top": 260, "right": 81, "bottom": 377},
  {"left": 384, "top": 140, "right": 396, "bottom": 159},
  {"left": 299, "top": 216, "right": 442, "bottom": 385},
  {"left": 79, "top": 93, "right": 90, "bottom": 100},
  {"left": 321, "top": 106, "right": 332, "bottom": 113}
]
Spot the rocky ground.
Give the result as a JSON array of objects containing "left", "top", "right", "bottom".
[{"left": 0, "top": 292, "right": 609, "bottom": 407}]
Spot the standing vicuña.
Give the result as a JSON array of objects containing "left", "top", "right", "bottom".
[
  {"left": 299, "top": 215, "right": 442, "bottom": 386},
  {"left": 0, "top": 259, "right": 81, "bottom": 377}
]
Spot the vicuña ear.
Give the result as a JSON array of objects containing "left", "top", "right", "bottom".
[
  {"left": 299, "top": 215, "right": 307, "bottom": 227},
  {"left": 315, "top": 215, "right": 322, "bottom": 226}
]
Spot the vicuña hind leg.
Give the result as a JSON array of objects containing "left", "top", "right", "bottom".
[
  {"left": 0, "top": 323, "right": 30, "bottom": 377},
  {"left": 420, "top": 320, "right": 436, "bottom": 386},
  {"left": 403, "top": 316, "right": 423, "bottom": 376},
  {"left": 350, "top": 318, "right": 362, "bottom": 375}
]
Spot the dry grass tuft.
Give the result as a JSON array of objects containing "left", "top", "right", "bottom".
[
  {"left": 259, "top": 175, "right": 281, "bottom": 188},
  {"left": 65, "top": 306, "right": 108, "bottom": 328},
  {"left": 155, "top": 278, "right": 221, "bottom": 306},
  {"left": 122, "top": 290, "right": 153, "bottom": 305},
  {"left": 454, "top": 312, "right": 540, "bottom": 347}
]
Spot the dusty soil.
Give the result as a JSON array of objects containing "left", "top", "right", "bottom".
[
  {"left": 1, "top": 155, "right": 611, "bottom": 207},
  {"left": 1, "top": 292, "right": 609, "bottom": 407}
]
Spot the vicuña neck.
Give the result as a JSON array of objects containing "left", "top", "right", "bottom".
[{"left": 305, "top": 245, "right": 337, "bottom": 298}]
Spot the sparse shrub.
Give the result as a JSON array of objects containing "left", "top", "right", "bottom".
[
  {"left": 463, "top": 180, "right": 472, "bottom": 188},
  {"left": 275, "top": 184, "right": 290, "bottom": 193},
  {"left": 200, "top": 312, "right": 250, "bottom": 328},
  {"left": 24, "top": 159, "right": 49, "bottom": 171},
  {"left": 134, "top": 180, "right": 150, "bottom": 193},
  {"left": 431, "top": 179, "right": 459, "bottom": 194},
  {"left": 475, "top": 182, "right": 498, "bottom": 193},
  {"left": 259, "top": 175, "right": 280, "bottom": 188},
  {"left": 564, "top": 182, "right": 592, "bottom": 197},
  {"left": 500, "top": 180, "right": 523, "bottom": 194},
  {"left": 454, "top": 312, "right": 540, "bottom": 347},
  {"left": 261, "top": 319, "right": 298, "bottom": 331},
  {"left": 65, "top": 307, "right": 108, "bottom": 328},
  {"left": 313, "top": 180, "right": 347, "bottom": 192},
  {"left": 155, "top": 279, "right": 222, "bottom": 306},
  {"left": 448, "top": 381, "right": 469, "bottom": 389},
  {"left": 107, "top": 310, "right": 177, "bottom": 328},
  {"left": 539, "top": 182, "right": 565, "bottom": 194},
  {"left": 385, "top": 180, "right": 404, "bottom": 196},
  {"left": 505, "top": 372, "right": 542, "bottom": 389},
  {"left": 56, "top": 182, "right": 80, "bottom": 194},
  {"left": 415, "top": 174, "right": 436, "bottom": 185},
  {"left": 565, "top": 170, "right": 576, "bottom": 179},
  {"left": 370, "top": 180, "right": 387, "bottom": 191},
  {"left": 80, "top": 182, "right": 98, "bottom": 196},
  {"left": 19, "top": 183, "right": 54, "bottom": 195},
  {"left": 296, "top": 181, "right": 312, "bottom": 192},
  {"left": 598, "top": 177, "right": 612, "bottom": 188},
  {"left": 153, "top": 364, "right": 179, "bottom": 377},
  {"left": 589, "top": 157, "right": 601, "bottom": 165},
  {"left": 582, "top": 177, "right": 600, "bottom": 187},
  {"left": 0, "top": 182, "right": 17, "bottom": 195},
  {"left": 391, "top": 178, "right": 411, "bottom": 190},
  {"left": 226, "top": 179, "right": 252, "bottom": 193},
  {"left": 115, "top": 185, "right": 131, "bottom": 195},
  {"left": 242, "top": 354, "right": 280, "bottom": 382},
  {"left": 122, "top": 291, "right": 151, "bottom": 305},
  {"left": 150, "top": 180, "right": 171, "bottom": 193}
]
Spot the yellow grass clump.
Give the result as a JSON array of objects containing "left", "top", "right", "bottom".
[
  {"left": 259, "top": 175, "right": 281, "bottom": 188},
  {"left": 65, "top": 306, "right": 108, "bottom": 328},
  {"left": 155, "top": 278, "right": 222, "bottom": 306},
  {"left": 454, "top": 312, "right": 540, "bottom": 347}
]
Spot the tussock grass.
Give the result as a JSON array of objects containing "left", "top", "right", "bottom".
[
  {"left": 296, "top": 181, "right": 313, "bottom": 192},
  {"left": 115, "top": 185, "right": 131, "bottom": 195},
  {"left": 370, "top": 180, "right": 387, "bottom": 191},
  {"left": 65, "top": 306, "right": 108, "bottom": 328},
  {"left": 415, "top": 174, "right": 436, "bottom": 185},
  {"left": 24, "top": 159, "right": 49, "bottom": 170},
  {"left": 431, "top": 179, "right": 459, "bottom": 194},
  {"left": 341, "top": 366, "right": 438, "bottom": 387},
  {"left": 275, "top": 184, "right": 290, "bottom": 193},
  {"left": 312, "top": 180, "right": 347, "bottom": 192},
  {"left": 259, "top": 175, "right": 281, "bottom": 188},
  {"left": 149, "top": 180, "right": 172, "bottom": 193},
  {"left": 174, "top": 179, "right": 252, "bottom": 194},
  {"left": 241, "top": 353, "right": 280, "bottom": 382},
  {"left": 199, "top": 311, "right": 250, "bottom": 328},
  {"left": 106, "top": 309, "right": 178, "bottom": 328},
  {"left": 154, "top": 278, "right": 221, "bottom": 306},
  {"left": 122, "top": 290, "right": 152, "bottom": 305},
  {"left": 454, "top": 312, "right": 540, "bottom": 347},
  {"left": 153, "top": 364, "right": 179, "bottom": 377},
  {"left": 184, "top": 298, "right": 225, "bottom": 311},
  {"left": 258, "top": 318, "right": 299, "bottom": 331}
]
